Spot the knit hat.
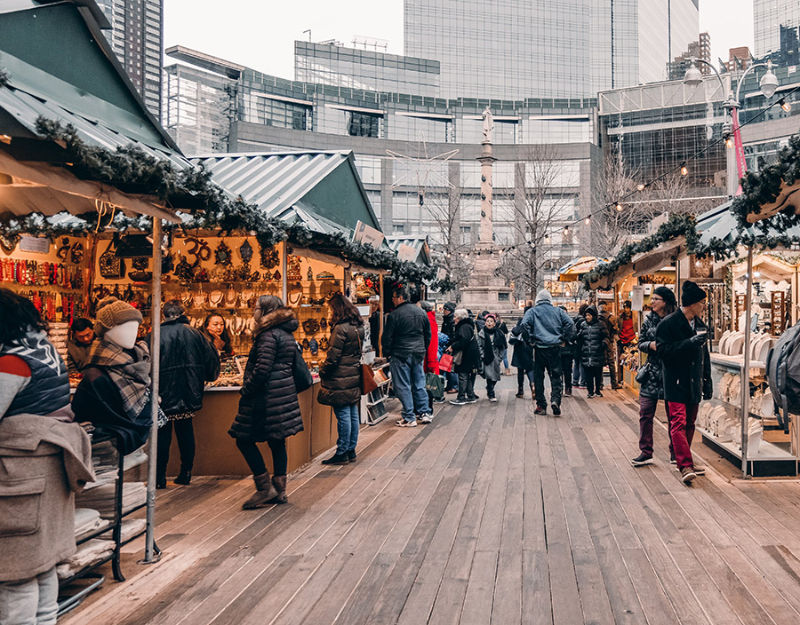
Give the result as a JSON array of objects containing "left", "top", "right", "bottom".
[
  {"left": 535, "top": 289, "right": 552, "bottom": 305},
  {"left": 443, "top": 301, "right": 456, "bottom": 313},
  {"left": 95, "top": 297, "right": 143, "bottom": 337},
  {"left": 681, "top": 281, "right": 707, "bottom": 307},
  {"left": 653, "top": 286, "right": 676, "bottom": 307}
]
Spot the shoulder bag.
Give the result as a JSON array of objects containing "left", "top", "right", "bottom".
[{"left": 292, "top": 341, "right": 313, "bottom": 393}]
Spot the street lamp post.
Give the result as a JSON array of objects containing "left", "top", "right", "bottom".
[{"left": 684, "top": 59, "right": 779, "bottom": 197}]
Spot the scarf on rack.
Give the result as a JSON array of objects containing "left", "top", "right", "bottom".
[
  {"left": 482, "top": 328, "right": 507, "bottom": 366},
  {"left": 88, "top": 338, "right": 152, "bottom": 420}
]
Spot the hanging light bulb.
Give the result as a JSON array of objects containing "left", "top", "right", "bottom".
[
  {"left": 615, "top": 202, "right": 623, "bottom": 212},
  {"left": 636, "top": 183, "right": 645, "bottom": 191},
  {"left": 779, "top": 98, "right": 792, "bottom": 112},
  {"left": 725, "top": 134, "right": 733, "bottom": 149},
  {"left": 680, "top": 163, "right": 689, "bottom": 176},
  {"left": 584, "top": 216, "right": 591, "bottom": 225}
]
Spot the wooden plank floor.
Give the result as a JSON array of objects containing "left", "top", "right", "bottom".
[{"left": 62, "top": 377, "right": 800, "bottom": 625}]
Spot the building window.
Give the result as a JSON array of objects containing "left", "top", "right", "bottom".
[
  {"left": 393, "top": 224, "right": 406, "bottom": 234},
  {"left": 348, "top": 111, "right": 380, "bottom": 137},
  {"left": 498, "top": 292, "right": 510, "bottom": 301}
]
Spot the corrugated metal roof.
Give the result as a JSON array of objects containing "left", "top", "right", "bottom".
[
  {"left": 386, "top": 235, "right": 432, "bottom": 265},
  {"left": 191, "top": 151, "right": 381, "bottom": 236}
]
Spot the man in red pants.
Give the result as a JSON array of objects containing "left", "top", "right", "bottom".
[{"left": 655, "top": 281, "right": 712, "bottom": 484}]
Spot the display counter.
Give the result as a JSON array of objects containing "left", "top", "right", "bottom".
[{"left": 165, "top": 381, "right": 337, "bottom": 477}]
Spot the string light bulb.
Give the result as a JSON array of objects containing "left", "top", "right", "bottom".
[
  {"left": 779, "top": 98, "right": 792, "bottom": 112},
  {"left": 725, "top": 134, "right": 733, "bottom": 149},
  {"left": 680, "top": 163, "right": 689, "bottom": 176},
  {"left": 615, "top": 202, "right": 623, "bottom": 212},
  {"left": 584, "top": 216, "right": 591, "bottom": 225},
  {"left": 636, "top": 183, "right": 645, "bottom": 191}
]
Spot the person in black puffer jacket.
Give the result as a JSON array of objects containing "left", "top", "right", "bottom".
[
  {"left": 631, "top": 286, "right": 676, "bottom": 467},
  {"left": 577, "top": 306, "right": 608, "bottom": 398},
  {"left": 230, "top": 295, "right": 304, "bottom": 509},
  {"left": 571, "top": 303, "right": 588, "bottom": 387},
  {"left": 319, "top": 294, "right": 365, "bottom": 465},
  {"left": 447, "top": 309, "right": 481, "bottom": 405},
  {"left": 510, "top": 303, "right": 534, "bottom": 398},
  {"left": 155, "top": 300, "right": 220, "bottom": 488}
]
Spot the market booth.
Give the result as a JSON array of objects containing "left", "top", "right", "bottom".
[{"left": 175, "top": 151, "right": 392, "bottom": 475}]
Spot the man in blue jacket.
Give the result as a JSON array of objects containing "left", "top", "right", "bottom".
[{"left": 521, "top": 289, "right": 576, "bottom": 415}]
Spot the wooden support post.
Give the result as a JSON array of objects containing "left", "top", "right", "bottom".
[{"left": 741, "top": 246, "right": 754, "bottom": 479}]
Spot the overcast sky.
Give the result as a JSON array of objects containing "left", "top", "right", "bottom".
[{"left": 164, "top": 0, "right": 754, "bottom": 80}]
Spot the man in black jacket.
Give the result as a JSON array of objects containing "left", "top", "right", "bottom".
[
  {"left": 156, "top": 300, "right": 220, "bottom": 488},
  {"left": 655, "top": 281, "right": 712, "bottom": 484},
  {"left": 382, "top": 287, "right": 432, "bottom": 427},
  {"left": 440, "top": 302, "right": 457, "bottom": 392}
]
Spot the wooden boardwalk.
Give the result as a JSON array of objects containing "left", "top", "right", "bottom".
[{"left": 63, "top": 379, "right": 800, "bottom": 625}]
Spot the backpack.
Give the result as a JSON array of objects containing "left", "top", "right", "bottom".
[{"left": 765, "top": 323, "right": 800, "bottom": 432}]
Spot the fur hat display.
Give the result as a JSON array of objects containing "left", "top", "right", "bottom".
[{"left": 95, "top": 297, "right": 143, "bottom": 337}]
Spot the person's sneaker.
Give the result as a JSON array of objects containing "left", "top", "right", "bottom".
[
  {"left": 692, "top": 464, "right": 706, "bottom": 475},
  {"left": 631, "top": 453, "right": 654, "bottom": 467},
  {"left": 515, "top": 392, "right": 524, "bottom": 399},
  {"left": 680, "top": 467, "right": 697, "bottom": 483},
  {"left": 563, "top": 390, "right": 572, "bottom": 397},
  {"left": 348, "top": 450, "right": 357, "bottom": 463},
  {"left": 419, "top": 413, "right": 433, "bottom": 424},
  {"left": 488, "top": 396, "right": 498, "bottom": 403},
  {"left": 551, "top": 404, "right": 561, "bottom": 416},
  {"left": 446, "top": 388, "right": 457, "bottom": 394},
  {"left": 467, "top": 396, "right": 479, "bottom": 404},
  {"left": 534, "top": 405, "right": 547, "bottom": 415},
  {"left": 669, "top": 455, "right": 677, "bottom": 465},
  {"left": 321, "top": 452, "right": 350, "bottom": 465},
  {"left": 587, "top": 393, "right": 595, "bottom": 398},
  {"left": 396, "top": 419, "right": 418, "bottom": 427},
  {"left": 595, "top": 390, "right": 604, "bottom": 398},
  {"left": 449, "top": 397, "right": 467, "bottom": 405}
]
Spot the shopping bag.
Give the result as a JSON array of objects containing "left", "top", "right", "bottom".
[
  {"left": 426, "top": 372, "right": 444, "bottom": 401},
  {"left": 439, "top": 353, "right": 454, "bottom": 372},
  {"left": 361, "top": 363, "right": 379, "bottom": 395}
]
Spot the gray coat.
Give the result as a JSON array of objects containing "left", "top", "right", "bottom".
[{"left": 478, "top": 328, "right": 505, "bottom": 382}]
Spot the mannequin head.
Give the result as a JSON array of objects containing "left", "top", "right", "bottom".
[
  {"left": 104, "top": 320, "right": 140, "bottom": 349},
  {"left": 95, "top": 297, "right": 143, "bottom": 349}
]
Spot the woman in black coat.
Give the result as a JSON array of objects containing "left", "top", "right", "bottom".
[
  {"left": 631, "top": 286, "right": 676, "bottom": 466},
  {"left": 510, "top": 305, "right": 534, "bottom": 399},
  {"left": 319, "top": 294, "right": 365, "bottom": 466},
  {"left": 230, "top": 295, "right": 304, "bottom": 509},
  {"left": 447, "top": 309, "right": 481, "bottom": 405},
  {"left": 577, "top": 306, "right": 608, "bottom": 398}
]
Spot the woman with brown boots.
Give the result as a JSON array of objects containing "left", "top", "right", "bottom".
[{"left": 229, "top": 295, "right": 304, "bottom": 509}]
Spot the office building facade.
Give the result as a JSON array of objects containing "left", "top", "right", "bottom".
[
  {"left": 403, "top": 0, "right": 700, "bottom": 100},
  {"left": 163, "top": 46, "right": 597, "bottom": 286},
  {"left": 96, "top": 0, "right": 162, "bottom": 118},
  {"left": 754, "top": 0, "right": 800, "bottom": 64}
]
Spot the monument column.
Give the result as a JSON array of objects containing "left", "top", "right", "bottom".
[{"left": 478, "top": 106, "right": 496, "bottom": 245}]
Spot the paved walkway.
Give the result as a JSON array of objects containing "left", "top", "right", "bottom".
[{"left": 63, "top": 378, "right": 800, "bottom": 625}]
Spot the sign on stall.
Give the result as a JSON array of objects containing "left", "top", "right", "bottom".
[
  {"left": 353, "top": 221, "right": 384, "bottom": 248},
  {"left": 631, "top": 286, "right": 644, "bottom": 311}
]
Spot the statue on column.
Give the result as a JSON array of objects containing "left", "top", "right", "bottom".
[{"left": 481, "top": 106, "right": 494, "bottom": 144}]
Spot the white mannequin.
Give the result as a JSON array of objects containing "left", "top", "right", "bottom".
[{"left": 104, "top": 320, "right": 140, "bottom": 349}]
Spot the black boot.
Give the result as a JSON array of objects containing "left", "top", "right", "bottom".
[
  {"left": 174, "top": 468, "right": 192, "bottom": 485},
  {"left": 322, "top": 452, "right": 350, "bottom": 465}
]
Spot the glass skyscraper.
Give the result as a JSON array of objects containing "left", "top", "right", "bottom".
[
  {"left": 754, "top": 0, "right": 800, "bottom": 63},
  {"left": 403, "top": 0, "right": 700, "bottom": 100},
  {"left": 96, "top": 0, "right": 163, "bottom": 118}
]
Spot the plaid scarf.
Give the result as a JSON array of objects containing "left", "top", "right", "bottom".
[{"left": 88, "top": 339, "right": 152, "bottom": 420}]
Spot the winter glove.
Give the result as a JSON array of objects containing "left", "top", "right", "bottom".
[{"left": 689, "top": 333, "right": 708, "bottom": 346}]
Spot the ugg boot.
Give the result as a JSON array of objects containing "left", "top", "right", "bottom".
[
  {"left": 242, "top": 472, "right": 280, "bottom": 509},
  {"left": 268, "top": 475, "right": 288, "bottom": 504}
]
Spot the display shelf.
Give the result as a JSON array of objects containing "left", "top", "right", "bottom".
[
  {"left": 698, "top": 426, "right": 795, "bottom": 462},
  {"left": 710, "top": 353, "right": 766, "bottom": 372}
]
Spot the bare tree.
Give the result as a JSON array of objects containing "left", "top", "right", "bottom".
[
  {"left": 424, "top": 186, "right": 474, "bottom": 299},
  {"left": 593, "top": 150, "right": 723, "bottom": 257},
  {"left": 496, "top": 145, "right": 578, "bottom": 300}
]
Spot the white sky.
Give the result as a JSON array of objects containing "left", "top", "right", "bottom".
[{"left": 163, "top": 0, "right": 754, "bottom": 80}]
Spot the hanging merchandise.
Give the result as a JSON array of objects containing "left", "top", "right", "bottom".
[
  {"left": 98, "top": 240, "right": 126, "bottom": 279},
  {"left": 184, "top": 237, "right": 211, "bottom": 266},
  {"left": 260, "top": 246, "right": 279, "bottom": 269},
  {"left": 287, "top": 255, "right": 302, "bottom": 281},
  {"left": 239, "top": 239, "right": 253, "bottom": 264},
  {"left": 214, "top": 240, "right": 233, "bottom": 266},
  {"left": 70, "top": 242, "right": 84, "bottom": 265},
  {"left": 174, "top": 256, "right": 194, "bottom": 282}
]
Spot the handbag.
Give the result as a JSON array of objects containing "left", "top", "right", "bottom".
[
  {"left": 439, "top": 353, "right": 454, "bottom": 372},
  {"left": 98, "top": 239, "right": 126, "bottom": 279},
  {"left": 635, "top": 361, "right": 652, "bottom": 385},
  {"left": 293, "top": 344, "right": 313, "bottom": 392},
  {"left": 356, "top": 329, "right": 378, "bottom": 395},
  {"left": 425, "top": 372, "right": 444, "bottom": 400},
  {"left": 452, "top": 350, "right": 464, "bottom": 366}
]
